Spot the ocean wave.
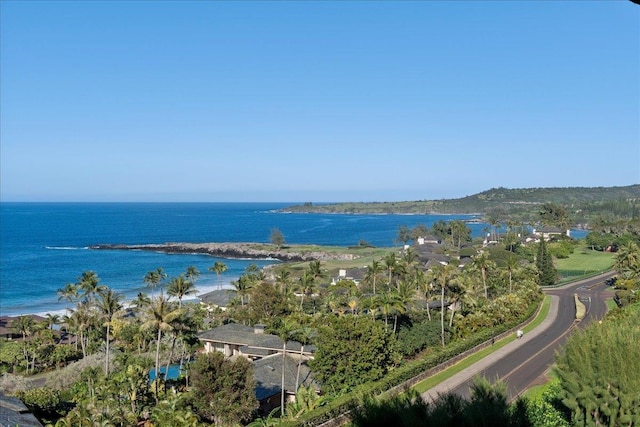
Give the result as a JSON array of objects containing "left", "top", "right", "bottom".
[{"left": 45, "top": 246, "right": 89, "bottom": 250}]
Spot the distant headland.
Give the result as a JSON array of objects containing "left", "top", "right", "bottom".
[{"left": 89, "top": 242, "right": 359, "bottom": 263}]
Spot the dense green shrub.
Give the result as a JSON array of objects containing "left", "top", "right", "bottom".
[
  {"left": 396, "top": 320, "right": 442, "bottom": 357},
  {"left": 16, "top": 386, "right": 65, "bottom": 423}
]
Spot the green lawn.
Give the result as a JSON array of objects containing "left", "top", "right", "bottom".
[
  {"left": 555, "top": 244, "right": 614, "bottom": 271},
  {"left": 555, "top": 244, "right": 614, "bottom": 282}
]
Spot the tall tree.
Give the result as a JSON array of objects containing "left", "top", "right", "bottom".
[
  {"left": 77, "top": 271, "right": 105, "bottom": 303},
  {"left": 273, "top": 318, "right": 299, "bottom": 415},
  {"left": 365, "top": 259, "right": 384, "bottom": 295},
  {"left": 166, "top": 275, "right": 197, "bottom": 308},
  {"left": 141, "top": 295, "right": 180, "bottom": 401},
  {"left": 95, "top": 288, "right": 123, "bottom": 375},
  {"left": 428, "top": 263, "right": 458, "bottom": 347},
  {"left": 384, "top": 253, "right": 399, "bottom": 290},
  {"left": 294, "top": 327, "right": 315, "bottom": 393},
  {"left": 184, "top": 265, "right": 200, "bottom": 286},
  {"left": 190, "top": 351, "right": 258, "bottom": 426},
  {"left": 69, "top": 301, "right": 92, "bottom": 358},
  {"left": 209, "top": 261, "right": 228, "bottom": 290},
  {"left": 396, "top": 225, "right": 412, "bottom": 247},
  {"left": 297, "top": 271, "right": 317, "bottom": 311},
  {"left": 540, "top": 202, "right": 569, "bottom": 230},
  {"left": 270, "top": 227, "right": 285, "bottom": 250},
  {"left": 56, "top": 283, "right": 78, "bottom": 306},
  {"left": 536, "top": 237, "right": 557, "bottom": 287},
  {"left": 614, "top": 241, "right": 640, "bottom": 275},
  {"left": 411, "top": 223, "right": 430, "bottom": 242},
  {"left": 450, "top": 220, "right": 471, "bottom": 249},
  {"left": 471, "top": 251, "right": 493, "bottom": 299},
  {"left": 231, "top": 274, "right": 253, "bottom": 306},
  {"left": 275, "top": 269, "right": 292, "bottom": 294},
  {"left": 11, "top": 315, "right": 35, "bottom": 367},
  {"left": 307, "top": 260, "right": 326, "bottom": 282},
  {"left": 504, "top": 254, "right": 519, "bottom": 294},
  {"left": 143, "top": 268, "right": 167, "bottom": 298},
  {"left": 310, "top": 315, "right": 397, "bottom": 392}
]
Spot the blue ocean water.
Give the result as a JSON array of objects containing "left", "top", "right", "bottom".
[{"left": 0, "top": 202, "right": 487, "bottom": 317}]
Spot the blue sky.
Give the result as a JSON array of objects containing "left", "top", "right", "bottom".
[{"left": 1, "top": 1, "right": 638, "bottom": 203}]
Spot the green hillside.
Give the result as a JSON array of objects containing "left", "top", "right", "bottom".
[{"left": 282, "top": 184, "right": 640, "bottom": 227}]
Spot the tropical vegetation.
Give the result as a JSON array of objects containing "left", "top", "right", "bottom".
[{"left": 1, "top": 189, "right": 639, "bottom": 426}]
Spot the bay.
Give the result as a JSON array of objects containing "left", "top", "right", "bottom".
[{"left": 0, "top": 202, "right": 485, "bottom": 317}]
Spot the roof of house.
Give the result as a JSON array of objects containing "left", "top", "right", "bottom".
[
  {"left": 0, "top": 315, "right": 47, "bottom": 339},
  {"left": 336, "top": 268, "right": 365, "bottom": 281},
  {"left": 535, "top": 226, "right": 563, "bottom": 233},
  {"left": 198, "top": 289, "right": 237, "bottom": 307},
  {"left": 253, "top": 354, "right": 319, "bottom": 401},
  {"left": 0, "top": 392, "right": 43, "bottom": 427},
  {"left": 197, "top": 323, "right": 313, "bottom": 355}
]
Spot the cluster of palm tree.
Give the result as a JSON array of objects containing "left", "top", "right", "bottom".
[{"left": 220, "top": 243, "right": 539, "bottom": 355}]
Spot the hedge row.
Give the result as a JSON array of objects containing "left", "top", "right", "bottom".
[{"left": 285, "top": 293, "right": 543, "bottom": 427}]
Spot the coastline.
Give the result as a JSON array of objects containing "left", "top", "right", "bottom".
[{"left": 89, "top": 242, "right": 358, "bottom": 262}]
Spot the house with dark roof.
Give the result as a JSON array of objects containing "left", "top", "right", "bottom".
[
  {"left": 0, "top": 392, "right": 43, "bottom": 427},
  {"left": 197, "top": 289, "right": 237, "bottom": 312},
  {"left": 0, "top": 315, "right": 47, "bottom": 341},
  {"left": 330, "top": 268, "right": 364, "bottom": 286},
  {"left": 253, "top": 353, "right": 319, "bottom": 415},
  {"left": 197, "top": 322, "right": 318, "bottom": 413},
  {"left": 197, "top": 323, "right": 313, "bottom": 360}
]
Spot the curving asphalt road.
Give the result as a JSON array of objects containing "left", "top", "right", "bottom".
[{"left": 421, "top": 271, "right": 617, "bottom": 402}]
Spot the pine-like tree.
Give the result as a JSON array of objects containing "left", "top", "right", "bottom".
[
  {"left": 536, "top": 237, "right": 557, "bottom": 287},
  {"left": 554, "top": 302, "right": 640, "bottom": 426}
]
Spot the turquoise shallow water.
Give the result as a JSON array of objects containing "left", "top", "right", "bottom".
[{"left": 0, "top": 202, "right": 487, "bottom": 317}]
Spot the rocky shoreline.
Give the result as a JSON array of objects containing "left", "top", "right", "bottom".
[{"left": 89, "top": 242, "right": 358, "bottom": 262}]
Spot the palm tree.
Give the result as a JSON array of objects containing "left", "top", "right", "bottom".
[
  {"left": 57, "top": 283, "right": 78, "bottom": 307},
  {"left": 614, "top": 241, "right": 640, "bottom": 274},
  {"left": 275, "top": 270, "right": 292, "bottom": 294},
  {"left": 471, "top": 251, "right": 492, "bottom": 299},
  {"left": 294, "top": 327, "right": 315, "bottom": 392},
  {"left": 166, "top": 275, "right": 197, "bottom": 308},
  {"left": 69, "top": 301, "right": 92, "bottom": 358},
  {"left": 401, "top": 247, "right": 418, "bottom": 270},
  {"left": 163, "top": 309, "right": 192, "bottom": 381},
  {"left": 297, "top": 271, "right": 317, "bottom": 311},
  {"left": 96, "top": 288, "right": 123, "bottom": 375},
  {"left": 365, "top": 259, "right": 384, "bottom": 295},
  {"left": 144, "top": 268, "right": 167, "bottom": 298},
  {"left": 185, "top": 265, "right": 200, "bottom": 285},
  {"left": 132, "top": 292, "right": 151, "bottom": 313},
  {"left": 376, "top": 291, "right": 404, "bottom": 332},
  {"left": 396, "top": 280, "right": 416, "bottom": 316},
  {"left": 429, "top": 263, "right": 458, "bottom": 347},
  {"left": 209, "top": 261, "right": 228, "bottom": 290},
  {"left": 11, "top": 315, "right": 35, "bottom": 365},
  {"left": 504, "top": 254, "right": 519, "bottom": 294},
  {"left": 45, "top": 313, "right": 60, "bottom": 330},
  {"left": 232, "top": 274, "right": 253, "bottom": 306},
  {"left": 384, "top": 253, "right": 399, "bottom": 289},
  {"left": 77, "top": 271, "right": 105, "bottom": 303},
  {"left": 274, "top": 319, "right": 298, "bottom": 415},
  {"left": 307, "top": 260, "right": 326, "bottom": 282},
  {"left": 141, "top": 295, "right": 180, "bottom": 401}
]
